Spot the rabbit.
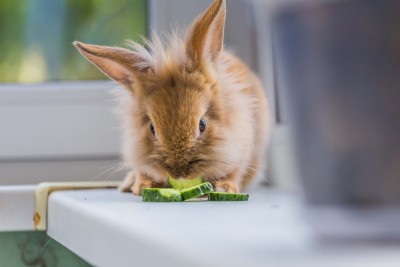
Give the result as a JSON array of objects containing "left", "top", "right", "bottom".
[{"left": 73, "top": 0, "right": 270, "bottom": 195}]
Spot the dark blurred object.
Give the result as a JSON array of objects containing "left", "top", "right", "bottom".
[{"left": 273, "top": 0, "right": 400, "bottom": 206}]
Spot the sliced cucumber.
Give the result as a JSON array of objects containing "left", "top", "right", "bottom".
[
  {"left": 208, "top": 192, "right": 249, "bottom": 201},
  {"left": 142, "top": 188, "right": 182, "bottom": 202},
  {"left": 168, "top": 177, "right": 204, "bottom": 190},
  {"left": 180, "top": 182, "right": 214, "bottom": 201}
]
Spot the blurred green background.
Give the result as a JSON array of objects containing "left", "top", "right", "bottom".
[
  {"left": 0, "top": 0, "right": 147, "bottom": 83},
  {"left": 0, "top": 231, "right": 91, "bottom": 267}
]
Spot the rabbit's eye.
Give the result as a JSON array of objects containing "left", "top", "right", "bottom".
[
  {"left": 199, "top": 118, "right": 206, "bottom": 135},
  {"left": 149, "top": 122, "right": 157, "bottom": 140}
]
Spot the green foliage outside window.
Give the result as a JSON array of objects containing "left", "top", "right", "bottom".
[{"left": 0, "top": 0, "right": 147, "bottom": 83}]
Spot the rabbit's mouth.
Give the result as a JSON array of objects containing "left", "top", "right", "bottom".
[
  {"left": 165, "top": 162, "right": 201, "bottom": 179},
  {"left": 159, "top": 154, "right": 204, "bottom": 178},
  {"left": 167, "top": 168, "right": 192, "bottom": 179}
]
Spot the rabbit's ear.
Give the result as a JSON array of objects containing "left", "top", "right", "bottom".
[
  {"left": 73, "top": 41, "right": 151, "bottom": 88},
  {"left": 186, "top": 0, "right": 226, "bottom": 64}
]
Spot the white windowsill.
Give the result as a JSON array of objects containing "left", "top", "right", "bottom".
[
  {"left": 0, "top": 185, "right": 36, "bottom": 231},
  {"left": 44, "top": 188, "right": 400, "bottom": 267},
  {"left": 2, "top": 185, "right": 400, "bottom": 266}
]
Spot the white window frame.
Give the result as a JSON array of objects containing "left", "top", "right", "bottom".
[
  {"left": 0, "top": 81, "right": 120, "bottom": 160},
  {"left": 0, "top": 81, "right": 124, "bottom": 184},
  {"left": 0, "top": 0, "right": 278, "bottom": 160},
  {"left": 1, "top": 1, "right": 282, "bottom": 185}
]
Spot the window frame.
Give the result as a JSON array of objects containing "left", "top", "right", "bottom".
[
  {"left": 0, "top": 81, "right": 121, "bottom": 161},
  {"left": 0, "top": 0, "right": 281, "bottom": 185}
]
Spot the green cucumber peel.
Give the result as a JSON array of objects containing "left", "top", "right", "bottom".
[
  {"left": 208, "top": 192, "right": 249, "bottom": 201},
  {"left": 180, "top": 182, "right": 214, "bottom": 201},
  {"left": 142, "top": 188, "right": 182, "bottom": 202}
]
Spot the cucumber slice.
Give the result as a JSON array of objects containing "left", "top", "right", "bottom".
[
  {"left": 168, "top": 177, "right": 204, "bottom": 190},
  {"left": 180, "top": 182, "right": 214, "bottom": 201},
  {"left": 208, "top": 192, "right": 249, "bottom": 201},
  {"left": 142, "top": 188, "right": 182, "bottom": 202}
]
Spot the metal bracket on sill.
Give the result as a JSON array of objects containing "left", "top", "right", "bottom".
[{"left": 34, "top": 181, "right": 121, "bottom": 231}]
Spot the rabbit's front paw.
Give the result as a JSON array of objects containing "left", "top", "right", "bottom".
[
  {"left": 119, "top": 171, "right": 136, "bottom": 192},
  {"left": 119, "top": 171, "right": 162, "bottom": 195},
  {"left": 131, "top": 175, "right": 154, "bottom": 196},
  {"left": 130, "top": 173, "right": 167, "bottom": 196},
  {"left": 212, "top": 180, "right": 239, "bottom": 193}
]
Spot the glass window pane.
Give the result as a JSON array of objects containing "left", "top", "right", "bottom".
[{"left": 0, "top": 0, "right": 147, "bottom": 83}]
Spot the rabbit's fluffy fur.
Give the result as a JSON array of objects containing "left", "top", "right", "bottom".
[{"left": 74, "top": 0, "right": 270, "bottom": 195}]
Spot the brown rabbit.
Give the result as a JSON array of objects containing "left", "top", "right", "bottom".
[{"left": 73, "top": 0, "right": 270, "bottom": 195}]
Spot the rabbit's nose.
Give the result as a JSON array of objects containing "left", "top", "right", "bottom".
[
  {"left": 168, "top": 168, "right": 187, "bottom": 179},
  {"left": 165, "top": 162, "right": 191, "bottom": 178},
  {"left": 167, "top": 160, "right": 198, "bottom": 177}
]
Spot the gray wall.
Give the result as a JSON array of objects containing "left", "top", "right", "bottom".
[{"left": 149, "top": 0, "right": 260, "bottom": 74}]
